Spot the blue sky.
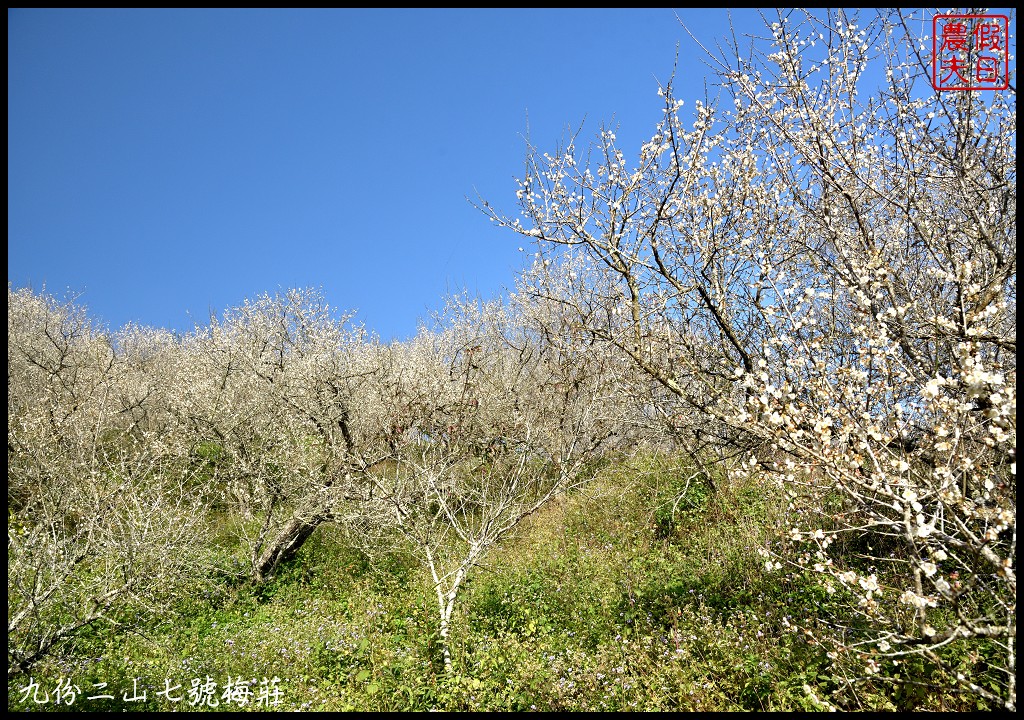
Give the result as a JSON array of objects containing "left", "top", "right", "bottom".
[{"left": 7, "top": 9, "right": 1012, "bottom": 341}]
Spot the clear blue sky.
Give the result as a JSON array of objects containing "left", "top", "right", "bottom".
[{"left": 7, "top": 8, "right": 1008, "bottom": 341}]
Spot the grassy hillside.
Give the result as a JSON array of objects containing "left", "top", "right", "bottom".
[{"left": 7, "top": 453, "right": 997, "bottom": 712}]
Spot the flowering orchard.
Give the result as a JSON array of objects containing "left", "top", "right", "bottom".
[
  {"left": 6, "top": 8, "right": 1014, "bottom": 711},
  {"left": 482, "top": 9, "right": 1015, "bottom": 710},
  {"left": 6, "top": 284, "right": 630, "bottom": 684},
  {"left": 7, "top": 287, "right": 210, "bottom": 676}
]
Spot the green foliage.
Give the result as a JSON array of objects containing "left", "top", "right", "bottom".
[
  {"left": 7, "top": 453, "right": 1004, "bottom": 711},
  {"left": 652, "top": 472, "right": 713, "bottom": 539}
]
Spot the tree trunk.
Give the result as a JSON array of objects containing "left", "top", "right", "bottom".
[
  {"left": 252, "top": 505, "right": 330, "bottom": 582},
  {"left": 426, "top": 544, "right": 479, "bottom": 674}
]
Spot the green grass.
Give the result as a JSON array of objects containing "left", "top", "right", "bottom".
[{"left": 7, "top": 453, "right": 1002, "bottom": 711}]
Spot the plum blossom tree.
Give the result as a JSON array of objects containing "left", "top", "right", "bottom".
[
  {"left": 369, "top": 289, "right": 622, "bottom": 672},
  {"left": 482, "top": 8, "right": 1015, "bottom": 709},
  {"left": 7, "top": 286, "right": 209, "bottom": 675},
  {"left": 168, "top": 288, "right": 389, "bottom": 582}
]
